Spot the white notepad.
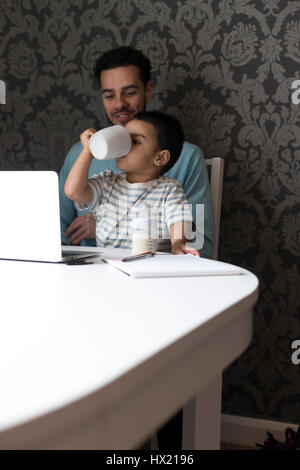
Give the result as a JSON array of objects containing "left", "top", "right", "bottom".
[{"left": 105, "top": 254, "right": 244, "bottom": 278}]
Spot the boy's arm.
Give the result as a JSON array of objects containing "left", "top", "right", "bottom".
[
  {"left": 64, "top": 129, "right": 95, "bottom": 204},
  {"left": 166, "top": 142, "right": 214, "bottom": 259},
  {"left": 170, "top": 222, "right": 200, "bottom": 256},
  {"left": 165, "top": 180, "right": 200, "bottom": 256},
  {"left": 59, "top": 138, "right": 115, "bottom": 246}
]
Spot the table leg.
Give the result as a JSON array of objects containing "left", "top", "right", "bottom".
[{"left": 182, "top": 373, "right": 222, "bottom": 450}]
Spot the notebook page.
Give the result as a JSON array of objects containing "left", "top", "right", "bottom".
[{"left": 104, "top": 254, "right": 244, "bottom": 278}]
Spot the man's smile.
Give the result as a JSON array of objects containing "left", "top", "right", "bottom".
[{"left": 113, "top": 111, "right": 133, "bottom": 123}]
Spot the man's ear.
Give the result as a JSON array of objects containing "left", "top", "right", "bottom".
[
  {"left": 145, "top": 81, "right": 153, "bottom": 104},
  {"left": 154, "top": 149, "right": 170, "bottom": 168}
]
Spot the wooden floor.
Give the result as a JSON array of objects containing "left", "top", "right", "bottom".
[
  {"left": 139, "top": 439, "right": 257, "bottom": 450},
  {"left": 221, "top": 442, "right": 257, "bottom": 450}
]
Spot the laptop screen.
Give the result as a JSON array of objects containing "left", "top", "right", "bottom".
[{"left": 0, "top": 171, "right": 63, "bottom": 262}]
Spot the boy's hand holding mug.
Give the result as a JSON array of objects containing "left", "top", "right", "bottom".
[{"left": 80, "top": 128, "right": 97, "bottom": 156}]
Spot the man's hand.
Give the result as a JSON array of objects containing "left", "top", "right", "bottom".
[
  {"left": 64, "top": 213, "right": 96, "bottom": 245},
  {"left": 172, "top": 240, "right": 200, "bottom": 257}
]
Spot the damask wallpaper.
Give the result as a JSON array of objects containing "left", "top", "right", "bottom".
[{"left": 1, "top": 0, "right": 300, "bottom": 425}]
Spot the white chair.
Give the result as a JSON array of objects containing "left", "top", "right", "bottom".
[
  {"left": 205, "top": 157, "right": 224, "bottom": 260},
  {"left": 181, "top": 157, "right": 225, "bottom": 450},
  {"left": 150, "top": 157, "right": 225, "bottom": 450}
]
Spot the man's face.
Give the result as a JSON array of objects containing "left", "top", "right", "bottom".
[{"left": 100, "top": 65, "right": 152, "bottom": 126}]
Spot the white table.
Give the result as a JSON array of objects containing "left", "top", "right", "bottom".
[{"left": 0, "top": 248, "right": 258, "bottom": 449}]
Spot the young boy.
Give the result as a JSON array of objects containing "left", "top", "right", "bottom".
[{"left": 64, "top": 111, "right": 200, "bottom": 256}]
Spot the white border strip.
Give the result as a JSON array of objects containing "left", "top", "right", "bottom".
[{"left": 221, "top": 413, "right": 298, "bottom": 448}]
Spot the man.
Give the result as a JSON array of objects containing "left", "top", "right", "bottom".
[{"left": 59, "top": 46, "right": 214, "bottom": 258}]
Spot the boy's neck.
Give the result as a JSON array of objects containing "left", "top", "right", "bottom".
[{"left": 125, "top": 171, "right": 161, "bottom": 184}]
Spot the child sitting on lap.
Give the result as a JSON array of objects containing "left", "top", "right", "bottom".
[{"left": 64, "top": 111, "right": 199, "bottom": 256}]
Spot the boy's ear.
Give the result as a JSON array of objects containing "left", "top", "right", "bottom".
[{"left": 154, "top": 149, "right": 170, "bottom": 168}]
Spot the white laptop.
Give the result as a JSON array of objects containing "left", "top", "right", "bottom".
[{"left": 0, "top": 171, "right": 100, "bottom": 263}]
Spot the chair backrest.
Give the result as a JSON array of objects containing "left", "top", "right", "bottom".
[{"left": 205, "top": 157, "right": 224, "bottom": 260}]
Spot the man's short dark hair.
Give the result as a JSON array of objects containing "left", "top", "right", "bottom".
[
  {"left": 134, "top": 111, "right": 184, "bottom": 175},
  {"left": 94, "top": 46, "right": 151, "bottom": 87}
]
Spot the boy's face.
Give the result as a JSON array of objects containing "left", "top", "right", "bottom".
[
  {"left": 116, "top": 119, "right": 161, "bottom": 177},
  {"left": 100, "top": 65, "right": 152, "bottom": 126}
]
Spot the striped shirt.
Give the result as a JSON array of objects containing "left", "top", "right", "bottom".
[{"left": 76, "top": 170, "right": 193, "bottom": 251}]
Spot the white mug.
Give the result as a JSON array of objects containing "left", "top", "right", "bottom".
[{"left": 89, "top": 125, "right": 131, "bottom": 160}]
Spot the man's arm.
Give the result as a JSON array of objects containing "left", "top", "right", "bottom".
[
  {"left": 60, "top": 140, "right": 98, "bottom": 246},
  {"left": 59, "top": 142, "right": 83, "bottom": 245},
  {"left": 166, "top": 142, "right": 214, "bottom": 259},
  {"left": 59, "top": 142, "right": 98, "bottom": 246}
]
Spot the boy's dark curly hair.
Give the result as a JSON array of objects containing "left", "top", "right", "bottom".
[{"left": 134, "top": 111, "right": 185, "bottom": 175}]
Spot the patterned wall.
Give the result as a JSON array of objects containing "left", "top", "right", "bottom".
[{"left": 1, "top": 0, "right": 300, "bottom": 424}]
